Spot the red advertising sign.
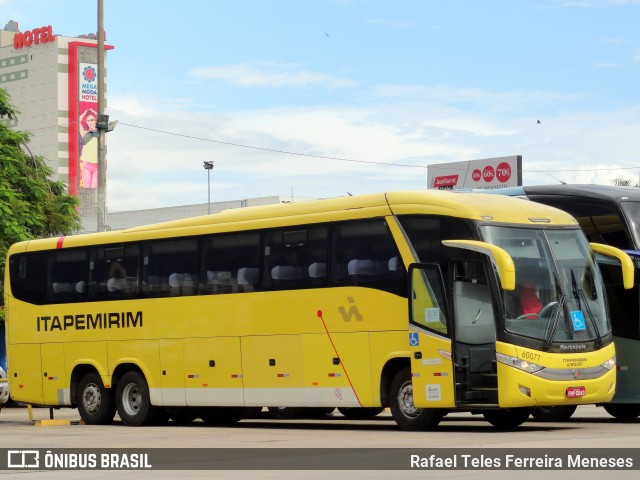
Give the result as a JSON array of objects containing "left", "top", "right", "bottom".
[
  {"left": 13, "top": 26, "right": 56, "bottom": 49},
  {"left": 432, "top": 175, "right": 459, "bottom": 189},
  {"left": 482, "top": 165, "right": 495, "bottom": 183},
  {"left": 426, "top": 156, "right": 522, "bottom": 191},
  {"left": 496, "top": 161, "right": 511, "bottom": 183}
]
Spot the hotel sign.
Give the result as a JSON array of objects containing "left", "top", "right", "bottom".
[{"left": 13, "top": 26, "right": 56, "bottom": 49}]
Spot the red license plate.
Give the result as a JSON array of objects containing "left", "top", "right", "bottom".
[{"left": 566, "top": 386, "right": 586, "bottom": 398}]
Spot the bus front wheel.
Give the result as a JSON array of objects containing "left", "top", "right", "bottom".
[
  {"left": 76, "top": 372, "right": 116, "bottom": 425},
  {"left": 483, "top": 408, "right": 530, "bottom": 429},
  {"left": 116, "top": 371, "right": 156, "bottom": 426},
  {"left": 389, "top": 367, "right": 443, "bottom": 431}
]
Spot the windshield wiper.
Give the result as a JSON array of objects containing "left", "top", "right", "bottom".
[
  {"left": 544, "top": 293, "right": 566, "bottom": 351},
  {"left": 570, "top": 270, "right": 603, "bottom": 348}
]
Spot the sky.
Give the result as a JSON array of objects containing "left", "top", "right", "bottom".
[{"left": 2, "top": 0, "right": 640, "bottom": 211}]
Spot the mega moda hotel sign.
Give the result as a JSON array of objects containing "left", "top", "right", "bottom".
[
  {"left": 13, "top": 25, "right": 56, "bottom": 49},
  {"left": 427, "top": 155, "right": 523, "bottom": 190}
]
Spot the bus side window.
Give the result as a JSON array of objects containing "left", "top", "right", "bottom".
[
  {"left": 89, "top": 245, "right": 140, "bottom": 300},
  {"left": 142, "top": 239, "right": 197, "bottom": 297},
  {"left": 201, "top": 232, "right": 261, "bottom": 294},
  {"left": 331, "top": 220, "right": 405, "bottom": 296},
  {"left": 264, "top": 226, "right": 328, "bottom": 290},
  {"left": 48, "top": 249, "right": 88, "bottom": 303}
]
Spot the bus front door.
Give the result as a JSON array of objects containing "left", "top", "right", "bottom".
[
  {"left": 450, "top": 260, "right": 499, "bottom": 406},
  {"left": 408, "top": 264, "right": 456, "bottom": 408}
]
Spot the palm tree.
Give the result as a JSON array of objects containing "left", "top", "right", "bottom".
[{"left": 610, "top": 177, "right": 639, "bottom": 187}]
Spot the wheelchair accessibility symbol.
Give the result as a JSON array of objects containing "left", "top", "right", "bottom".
[
  {"left": 409, "top": 332, "right": 419, "bottom": 347},
  {"left": 571, "top": 311, "right": 586, "bottom": 331}
]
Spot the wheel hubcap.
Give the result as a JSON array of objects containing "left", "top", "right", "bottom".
[
  {"left": 398, "top": 380, "right": 419, "bottom": 418},
  {"left": 82, "top": 383, "right": 101, "bottom": 414},
  {"left": 122, "top": 383, "right": 142, "bottom": 417}
]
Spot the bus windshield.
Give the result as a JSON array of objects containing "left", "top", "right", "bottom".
[
  {"left": 620, "top": 201, "right": 640, "bottom": 250},
  {"left": 480, "top": 226, "right": 611, "bottom": 346}
]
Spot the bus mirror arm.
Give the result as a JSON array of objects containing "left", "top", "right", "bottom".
[
  {"left": 441, "top": 239, "right": 515, "bottom": 291},
  {"left": 590, "top": 243, "right": 635, "bottom": 290}
]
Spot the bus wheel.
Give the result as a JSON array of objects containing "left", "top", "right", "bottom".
[
  {"left": 603, "top": 403, "right": 640, "bottom": 421},
  {"left": 116, "top": 371, "right": 155, "bottom": 426},
  {"left": 530, "top": 405, "right": 577, "bottom": 422},
  {"left": 389, "top": 367, "right": 443, "bottom": 431},
  {"left": 198, "top": 407, "right": 246, "bottom": 425},
  {"left": 483, "top": 408, "right": 530, "bottom": 429},
  {"left": 338, "top": 407, "right": 384, "bottom": 419},
  {"left": 76, "top": 372, "right": 116, "bottom": 425}
]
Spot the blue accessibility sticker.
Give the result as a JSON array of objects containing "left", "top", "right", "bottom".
[
  {"left": 409, "top": 332, "right": 420, "bottom": 347},
  {"left": 570, "top": 311, "right": 586, "bottom": 331}
]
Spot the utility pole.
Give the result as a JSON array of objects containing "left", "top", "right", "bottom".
[{"left": 96, "top": 0, "right": 107, "bottom": 231}]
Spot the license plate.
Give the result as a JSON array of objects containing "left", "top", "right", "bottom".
[{"left": 566, "top": 386, "right": 586, "bottom": 398}]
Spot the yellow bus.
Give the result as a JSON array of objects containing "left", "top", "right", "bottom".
[{"left": 4, "top": 191, "right": 633, "bottom": 430}]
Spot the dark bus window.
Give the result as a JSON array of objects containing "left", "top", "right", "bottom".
[
  {"left": 9, "top": 252, "right": 47, "bottom": 305},
  {"left": 142, "top": 239, "right": 198, "bottom": 297},
  {"left": 598, "top": 258, "right": 640, "bottom": 340},
  {"left": 531, "top": 197, "right": 631, "bottom": 250},
  {"left": 399, "top": 216, "right": 475, "bottom": 264},
  {"left": 48, "top": 249, "right": 88, "bottom": 303},
  {"left": 201, "top": 232, "right": 261, "bottom": 294},
  {"left": 264, "top": 226, "right": 328, "bottom": 290},
  {"left": 330, "top": 220, "right": 405, "bottom": 296},
  {"left": 89, "top": 244, "right": 140, "bottom": 300}
]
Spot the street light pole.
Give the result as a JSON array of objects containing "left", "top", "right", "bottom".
[{"left": 203, "top": 161, "right": 214, "bottom": 214}]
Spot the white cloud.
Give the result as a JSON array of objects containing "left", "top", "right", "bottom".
[
  {"left": 188, "top": 62, "right": 358, "bottom": 89},
  {"left": 105, "top": 91, "right": 640, "bottom": 211}
]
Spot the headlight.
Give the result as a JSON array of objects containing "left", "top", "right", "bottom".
[
  {"left": 601, "top": 355, "right": 616, "bottom": 371},
  {"left": 496, "top": 352, "right": 545, "bottom": 374}
]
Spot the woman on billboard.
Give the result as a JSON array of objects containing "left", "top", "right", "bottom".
[{"left": 79, "top": 108, "right": 98, "bottom": 189}]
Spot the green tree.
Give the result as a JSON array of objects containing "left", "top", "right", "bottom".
[{"left": 0, "top": 89, "right": 81, "bottom": 322}]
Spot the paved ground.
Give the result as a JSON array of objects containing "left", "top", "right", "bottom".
[{"left": 0, "top": 405, "right": 638, "bottom": 479}]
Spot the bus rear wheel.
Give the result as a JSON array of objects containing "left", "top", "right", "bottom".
[
  {"left": 76, "top": 372, "right": 116, "bottom": 425},
  {"left": 483, "top": 408, "right": 530, "bottom": 429},
  {"left": 602, "top": 403, "right": 640, "bottom": 420},
  {"left": 116, "top": 371, "right": 156, "bottom": 426},
  {"left": 389, "top": 367, "right": 443, "bottom": 431},
  {"left": 530, "top": 405, "right": 577, "bottom": 422}
]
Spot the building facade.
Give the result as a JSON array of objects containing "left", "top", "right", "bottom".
[{"left": 0, "top": 20, "right": 113, "bottom": 216}]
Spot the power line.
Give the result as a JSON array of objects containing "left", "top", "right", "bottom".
[
  {"left": 118, "top": 122, "right": 429, "bottom": 169},
  {"left": 21, "top": 121, "right": 640, "bottom": 174}
]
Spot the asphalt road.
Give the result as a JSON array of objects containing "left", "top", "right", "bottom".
[{"left": 0, "top": 405, "right": 638, "bottom": 479}]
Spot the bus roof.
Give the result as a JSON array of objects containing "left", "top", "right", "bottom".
[
  {"left": 9, "top": 190, "right": 578, "bottom": 252},
  {"left": 520, "top": 184, "right": 640, "bottom": 202}
]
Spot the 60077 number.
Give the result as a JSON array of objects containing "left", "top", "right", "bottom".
[{"left": 520, "top": 351, "right": 541, "bottom": 362}]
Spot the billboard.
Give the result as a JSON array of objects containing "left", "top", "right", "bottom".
[
  {"left": 67, "top": 41, "right": 113, "bottom": 198},
  {"left": 427, "top": 155, "right": 522, "bottom": 190},
  {"left": 78, "top": 62, "right": 99, "bottom": 189}
]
